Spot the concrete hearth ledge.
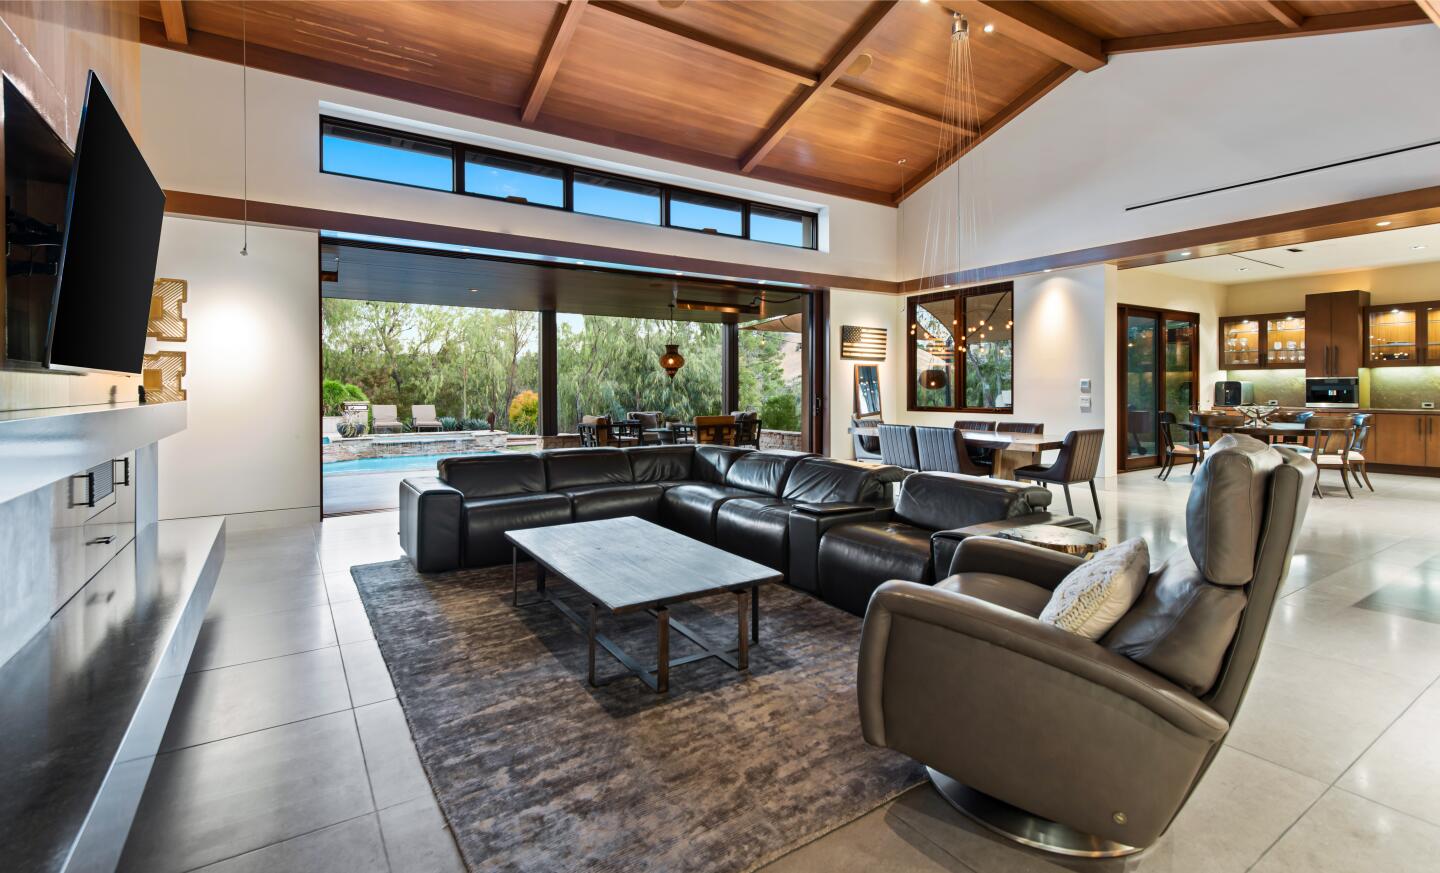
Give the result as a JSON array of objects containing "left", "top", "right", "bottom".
[{"left": 0, "top": 401, "right": 186, "bottom": 505}]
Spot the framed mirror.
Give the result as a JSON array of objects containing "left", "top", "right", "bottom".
[{"left": 854, "top": 364, "right": 882, "bottom": 416}]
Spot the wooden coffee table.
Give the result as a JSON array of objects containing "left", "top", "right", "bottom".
[
  {"left": 994, "top": 523, "right": 1108, "bottom": 558},
  {"left": 505, "top": 517, "right": 782, "bottom": 693}
]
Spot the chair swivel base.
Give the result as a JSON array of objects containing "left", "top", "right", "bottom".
[{"left": 927, "top": 768, "right": 1143, "bottom": 859}]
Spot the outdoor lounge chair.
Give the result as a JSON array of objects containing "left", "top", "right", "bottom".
[
  {"left": 413, "top": 405, "right": 443, "bottom": 432},
  {"left": 372, "top": 404, "right": 404, "bottom": 434}
]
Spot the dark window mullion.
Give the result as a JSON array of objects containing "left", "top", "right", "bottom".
[{"left": 742, "top": 202, "right": 751, "bottom": 240}]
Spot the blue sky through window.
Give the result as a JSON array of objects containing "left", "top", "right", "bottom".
[
  {"left": 573, "top": 173, "right": 661, "bottom": 225},
  {"left": 321, "top": 132, "right": 451, "bottom": 190},
  {"left": 669, "top": 194, "right": 741, "bottom": 236},
  {"left": 464, "top": 154, "right": 564, "bottom": 206},
  {"left": 750, "top": 208, "right": 808, "bottom": 247}
]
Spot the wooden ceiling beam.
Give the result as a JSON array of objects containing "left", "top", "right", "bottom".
[
  {"left": 588, "top": 0, "right": 818, "bottom": 87},
  {"left": 740, "top": 1, "right": 901, "bottom": 174},
  {"left": 1256, "top": 1, "right": 1305, "bottom": 29},
  {"left": 158, "top": 0, "right": 188, "bottom": 45},
  {"left": 941, "top": 1, "right": 1105, "bottom": 72},
  {"left": 1417, "top": 1, "right": 1440, "bottom": 29},
  {"left": 1105, "top": 5, "right": 1430, "bottom": 54},
  {"left": 522, "top": 0, "right": 589, "bottom": 124},
  {"left": 831, "top": 82, "right": 975, "bottom": 135},
  {"left": 896, "top": 64, "right": 1074, "bottom": 203}
]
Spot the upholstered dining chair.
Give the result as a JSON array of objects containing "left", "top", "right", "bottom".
[
  {"left": 694, "top": 415, "right": 737, "bottom": 446},
  {"left": 858, "top": 436, "right": 1317, "bottom": 857},
  {"left": 915, "top": 426, "right": 990, "bottom": 476},
  {"left": 878, "top": 424, "right": 921, "bottom": 470},
  {"left": 1156, "top": 411, "right": 1200, "bottom": 480},
  {"left": 955, "top": 419, "right": 998, "bottom": 465},
  {"left": 1013, "top": 429, "right": 1105, "bottom": 520},
  {"left": 996, "top": 421, "right": 1043, "bottom": 434}
]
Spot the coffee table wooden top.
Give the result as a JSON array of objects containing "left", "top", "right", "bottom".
[
  {"left": 505, "top": 517, "right": 782, "bottom": 614},
  {"left": 994, "top": 523, "right": 1108, "bottom": 557}
]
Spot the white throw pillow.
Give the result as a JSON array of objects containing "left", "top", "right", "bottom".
[{"left": 1039, "top": 538, "right": 1150, "bottom": 640}]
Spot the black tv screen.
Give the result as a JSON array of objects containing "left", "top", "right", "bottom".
[{"left": 45, "top": 72, "right": 165, "bottom": 375}]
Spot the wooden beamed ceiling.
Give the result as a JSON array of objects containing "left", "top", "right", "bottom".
[{"left": 139, "top": 1, "right": 1432, "bottom": 206}]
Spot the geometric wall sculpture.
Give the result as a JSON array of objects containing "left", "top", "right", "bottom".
[
  {"left": 141, "top": 350, "right": 187, "bottom": 403},
  {"left": 147, "top": 277, "right": 187, "bottom": 341},
  {"left": 840, "top": 325, "right": 887, "bottom": 361}
]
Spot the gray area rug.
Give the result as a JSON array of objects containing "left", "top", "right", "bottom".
[{"left": 350, "top": 559, "right": 924, "bottom": 873}]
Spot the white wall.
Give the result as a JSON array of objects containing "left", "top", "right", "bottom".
[
  {"left": 884, "top": 265, "right": 1119, "bottom": 473},
  {"left": 140, "top": 45, "right": 898, "bottom": 282},
  {"left": 899, "top": 26, "right": 1440, "bottom": 279},
  {"left": 154, "top": 217, "right": 320, "bottom": 526},
  {"left": 828, "top": 288, "right": 902, "bottom": 455},
  {"left": 1114, "top": 269, "right": 1228, "bottom": 410},
  {"left": 1223, "top": 259, "right": 1440, "bottom": 314}
]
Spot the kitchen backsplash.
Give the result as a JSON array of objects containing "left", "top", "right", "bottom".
[{"left": 1223, "top": 367, "right": 1440, "bottom": 409}]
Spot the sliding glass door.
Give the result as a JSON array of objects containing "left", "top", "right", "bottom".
[{"left": 1118, "top": 306, "right": 1199, "bottom": 472}]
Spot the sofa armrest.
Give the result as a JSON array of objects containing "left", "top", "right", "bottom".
[
  {"left": 399, "top": 476, "right": 463, "bottom": 573},
  {"left": 947, "top": 535, "right": 1085, "bottom": 589},
  {"left": 859, "top": 580, "right": 1228, "bottom": 744},
  {"left": 787, "top": 503, "right": 893, "bottom": 593}
]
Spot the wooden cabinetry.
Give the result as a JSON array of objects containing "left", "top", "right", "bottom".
[
  {"left": 1370, "top": 413, "right": 1440, "bottom": 468},
  {"left": 1365, "top": 301, "right": 1440, "bottom": 367},
  {"left": 1306, "top": 290, "right": 1369, "bottom": 378},
  {"left": 1218, "top": 312, "right": 1305, "bottom": 369}
]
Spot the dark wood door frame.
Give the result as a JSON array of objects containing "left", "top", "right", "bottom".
[{"left": 1117, "top": 305, "right": 1200, "bottom": 473}]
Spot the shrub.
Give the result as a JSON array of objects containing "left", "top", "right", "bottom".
[
  {"left": 508, "top": 390, "right": 539, "bottom": 434},
  {"left": 760, "top": 393, "right": 802, "bottom": 432},
  {"left": 321, "top": 379, "right": 348, "bottom": 416},
  {"left": 343, "top": 383, "right": 367, "bottom": 402},
  {"left": 439, "top": 416, "right": 459, "bottom": 432},
  {"left": 459, "top": 417, "right": 486, "bottom": 431}
]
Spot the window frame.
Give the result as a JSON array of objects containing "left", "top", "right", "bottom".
[
  {"left": 319, "top": 116, "right": 819, "bottom": 250},
  {"left": 906, "top": 281, "right": 1016, "bottom": 414}
]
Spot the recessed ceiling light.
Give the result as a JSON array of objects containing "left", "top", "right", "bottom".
[
  {"left": 1412, "top": 245, "right": 1427, "bottom": 251},
  {"left": 1043, "top": 268, "right": 1052, "bottom": 273},
  {"left": 1376, "top": 220, "right": 1393, "bottom": 227},
  {"left": 983, "top": 23, "right": 995, "bottom": 33},
  {"left": 469, "top": 288, "right": 479, "bottom": 293},
  {"left": 1237, "top": 267, "right": 1248, "bottom": 272},
  {"left": 1179, "top": 251, "right": 1192, "bottom": 257},
  {"left": 576, "top": 261, "right": 586, "bottom": 266}
]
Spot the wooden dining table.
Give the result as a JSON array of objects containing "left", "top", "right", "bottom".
[{"left": 847, "top": 425, "right": 1064, "bottom": 480}]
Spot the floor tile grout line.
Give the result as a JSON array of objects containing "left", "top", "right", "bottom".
[
  {"left": 173, "top": 810, "right": 377, "bottom": 873},
  {"left": 1329, "top": 785, "right": 1440, "bottom": 832},
  {"left": 186, "top": 641, "right": 341, "bottom": 676},
  {"left": 1245, "top": 670, "right": 1440, "bottom": 871},
  {"left": 157, "top": 705, "right": 358, "bottom": 757}
]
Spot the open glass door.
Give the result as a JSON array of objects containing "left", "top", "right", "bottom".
[{"left": 1118, "top": 306, "right": 1199, "bottom": 472}]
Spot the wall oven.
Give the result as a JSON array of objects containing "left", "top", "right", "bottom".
[{"left": 1305, "top": 377, "right": 1359, "bottom": 408}]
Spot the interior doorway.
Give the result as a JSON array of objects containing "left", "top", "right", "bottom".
[{"left": 1117, "top": 305, "right": 1200, "bottom": 472}]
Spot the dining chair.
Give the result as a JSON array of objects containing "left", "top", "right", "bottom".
[
  {"left": 694, "top": 415, "right": 737, "bottom": 446},
  {"left": 1156, "top": 411, "right": 1200, "bottom": 480},
  {"left": 1348, "top": 413, "right": 1375, "bottom": 492},
  {"left": 915, "top": 425, "right": 990, "bottom": 476},
  {"left": 954, "top": 420, "right": 997, "bottom": 432},
  {"left": 995, "top": 422, "right": 1043, "bottom": 434},
  {"left": 1307, "top": 414, "right": 1357, "bottom": 499},
  {"left": 1191, "top": 413, "right": 1245, "bottom": 458},
  {"left": 1013, "top": 429, "right": 1105, "bottom": 519},
  {"left": 851, "top": 413, "right": 884, "bottom": 461},
  {"left": 878, "top": 424, "right": 921, "bottom": 470},
  {"left": 955, "top": 419, "right": 998, "bottom": 465}
]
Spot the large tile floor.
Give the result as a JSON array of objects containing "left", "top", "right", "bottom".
[{"left": 118, "top": 468, "right": 1440, "bottom": 872}]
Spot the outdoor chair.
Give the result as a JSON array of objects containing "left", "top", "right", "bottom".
[
  {"left": 694, "top": 415, "right": 736, "bottom": 446},
  {"left": 630, "top": 411, "right": 665, "bottom": 444},
  {"left": 372, "top": 404, "right": 404, "bottom": 434},
  {"left": 579, "top": 415, "right": 611, "bottom": 447},
  {"left": 412, "top": 404, "right": 442, "bottom": 432},
  {"left": 731, "top": 410, "right": 762, "bottom": 448}
]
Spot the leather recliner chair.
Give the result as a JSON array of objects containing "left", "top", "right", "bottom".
[
  {"left": 857, "top": 436, "right": 1316, "bottom": 856},
  {"left": 812, "top": 472, "right": 1092, "bottom": 616}
]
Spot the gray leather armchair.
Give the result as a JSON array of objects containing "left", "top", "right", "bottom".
[{"left": 858, "top": 435, "right": 1316, "bottom": 857}]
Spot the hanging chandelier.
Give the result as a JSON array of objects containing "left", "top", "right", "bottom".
[{"left": 659, "top": 281, "right": 686, "bottom": 379}]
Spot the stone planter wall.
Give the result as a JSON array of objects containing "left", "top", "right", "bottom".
[
  {"left": 759, "top": 430, "right": 803, "bottom": 451},
  {"left": 323, "top": 430, "right": 510, "bottom": 463}
]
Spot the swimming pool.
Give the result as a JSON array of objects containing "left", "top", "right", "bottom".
[{"left": 322, "top": 451, "right": 501, "bottom": 475}]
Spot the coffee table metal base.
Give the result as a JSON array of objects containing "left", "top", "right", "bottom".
[{"left": 512, "top": 548, "right": 759, "bottom": 693}]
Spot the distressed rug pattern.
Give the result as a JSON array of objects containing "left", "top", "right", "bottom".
[{"left": 350, "top": 559, "right": 924, "bottom": 873}]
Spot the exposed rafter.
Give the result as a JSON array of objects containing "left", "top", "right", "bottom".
[
  {"left": 588, "top": 1, "right": 817, "bottom": 87},
  {"left": 740, "top": 1, "right": 901, "bottom": 174},
  {"left": 832, "top": 82, "right": 975, "bottom": 135},
  {"left": 158, "top": 0, "right": 188, "bottom": 45},
  {"left": 1256, "top": 1, "right": 1305, "bottom": 29},
  {"left": 522, "top": 0, "right": 589, "bottom": 124},
  {"left": 943, "top": 1, "right": 1105, "bottom": 72},
  {"left": 1105, "top": 4, "right": 1429, "bottom": 53},
  {"left": 1418, "top": 0, "right": 1440, "bottom": 29}
]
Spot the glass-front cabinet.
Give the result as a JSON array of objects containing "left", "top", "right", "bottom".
[
  {"left": 1367, "top": 306, "right": 1419, "bottom": 365},
  {"left": 1428, "top": 305, "right": 1440, "bottom": 364},
  {"left": 1219, "top": 313, "right": 1304, "bottom": 369}
]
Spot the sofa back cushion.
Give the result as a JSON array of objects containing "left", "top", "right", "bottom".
[
  {"left": 894, "top": 471, "right": 1051, "bottom": 532},
  {"left": 542, "top": 448, "right": 633, "bottom": 490},
  {"left": 1102, "top": 552, "right": 1248, "bottom": 696},
  {"left": 782, "top": 458, "right": 887, "bottom": 505},
  {"left": 724, "top": 450, "right": 810, "bottom": 497},
  {"left": 439, "top": 453, "right": 547, "bottom": 499},
  {"left": 692, "top": 445, "right": 750, "bottom": 483},
  {"left": 625, "top": 445, "right": 695, "bottom": 483}
]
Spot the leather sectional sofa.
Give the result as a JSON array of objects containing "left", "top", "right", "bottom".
[{"left": 399, "top": 444, "right": 1090, "bottom": 616}]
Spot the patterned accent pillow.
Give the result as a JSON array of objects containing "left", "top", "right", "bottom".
[{"left": 1039, "top": 538, "right": 1150, "bottom": 640}]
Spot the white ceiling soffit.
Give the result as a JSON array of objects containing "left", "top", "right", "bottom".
[{"left": 1137, "top": 223, "right": 1440, "bottom": 284}]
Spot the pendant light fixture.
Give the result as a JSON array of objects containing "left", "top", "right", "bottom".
[
  {"left": 658, "top": 280, "right": 686, "bottom": 379},
  {"left": 917, "top": 12, "right": 982, "bottom": 292},
  {"left": 239, "top": 1, "right": 250, "bottom": 256}
]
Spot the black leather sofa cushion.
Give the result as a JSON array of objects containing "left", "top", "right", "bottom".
[
  {"left": 625, "top": 445, "right": 695, "bottom": 484},
  {"left": 715, "top": 497, "right": 792, "bottom": 572},
  {"left": 462, "top": 492, "right": 572, "bottom": 567},
  {"left": 724, "top": 450, "right": 812, "bottom": 497},
  {"left": 560, "top": 483, "right": 664, "bottom": 523},
  {"left": 659, "top": 483, "right": 756, "bottom": 544},
  {"left": 817, "top": 521, "right": 935, "bottom": 616},
  {"left": 691, "top": 444, "right": 751, "bottom": 484},
  {"left": 895, "top": 472, "right": 1050, "bottom": 531},
  {"left": 543, "top": 448, "right": 633, "bottom": 490},
  {"left": 782, "top": 457, "right": 891, "bottom": 505},
  {"left": 440, "top": 453, "right": 547, "bottom": 499}
]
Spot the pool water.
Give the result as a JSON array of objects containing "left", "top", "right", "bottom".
[{"left": 323, "top": 451, "right": 500, "bottom": 475}]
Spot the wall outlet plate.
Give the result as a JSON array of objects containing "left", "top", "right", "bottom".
[
  {"left": 1423, "top": 401, "right": 1436, "bottom": 409},
  {"left": 1079, "top": 378, "right": 1092, "bottom": 394},
  {"left": 1268, "top": 399, "right": 1279, "bottom": 406},
  {"left": 1079, "top": 395, "right": 1092, "bottom": 411}
]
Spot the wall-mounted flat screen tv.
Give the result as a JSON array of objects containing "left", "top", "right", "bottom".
[{"left": 45, "top": 72, "right": 165, "bottom": 375}]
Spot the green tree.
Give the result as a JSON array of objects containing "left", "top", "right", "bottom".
[{"left": 508, "top": 390, "right": 539, "bottom": 434}]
